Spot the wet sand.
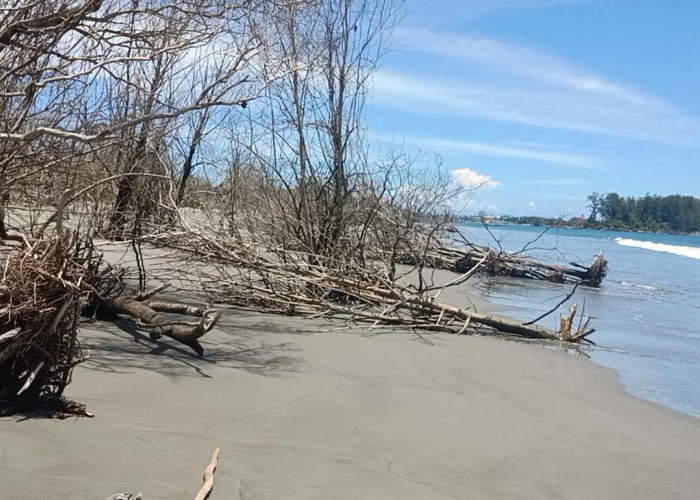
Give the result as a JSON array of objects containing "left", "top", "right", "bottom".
[{"left": 2, "top": 301, "right": 700, "bottom": 499}]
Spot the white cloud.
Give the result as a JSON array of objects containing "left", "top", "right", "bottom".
[
  {"left": 409, "top": 0, "right": 591, "bottom": 21},
  {"left": 393, "top": 28, "right": 652, "bottom": 107},
  {"left": 372, "top": 30, "right": 700, "bottom": 144},
  {"left": 417, "top": 138, "right": 601, "bottom": 169},
  {"left": 452, "top": 168, "right": 500, "bottom": 188},
  {"left": 525, "top": 177, "right": 586, "bottom": 186},
  {"left": 527, "top": 200, "right": 537, "bottom": 210}
]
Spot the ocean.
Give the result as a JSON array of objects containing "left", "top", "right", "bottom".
[{"left": 457, "top": 222, "right": 700, "bottom": 419}]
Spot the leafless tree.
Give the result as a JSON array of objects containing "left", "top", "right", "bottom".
[
  {"left": 0, "top": 0, "right": 275, "bottom": 238},
  {"left": 224, "top": 0, "right": 405, "bottom": 260}
]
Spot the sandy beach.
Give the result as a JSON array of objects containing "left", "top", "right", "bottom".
[
  {"left": 2, "top": 299, "right": 700, "bottom": 499},
  {"left": 5, "top": 1, "right": 700, "bottom": 498}
]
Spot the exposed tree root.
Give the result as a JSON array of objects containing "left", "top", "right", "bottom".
[
  {"left": 0, "top": 235, "right": 86, "bottom": 416},
  {"left": 1, "top": 234, "right": 221, "bottom": 416}
]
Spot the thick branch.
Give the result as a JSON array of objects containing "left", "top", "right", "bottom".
[{"left": 102, "top": 296, "right": 220, "bottom": 356}]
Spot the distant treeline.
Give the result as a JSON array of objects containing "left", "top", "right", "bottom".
[
  {"left": 458, "top": 214, "right": 585, "bottom": 228},
  {"left": 458, "top": 192, "right": 700, "bottom": 234},
  {"left": 586, "top": 192, "right": 700, "bottom": 233}
]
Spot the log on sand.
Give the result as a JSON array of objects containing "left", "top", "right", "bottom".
[
  {"left": 101, "top": 294, "right": 221, "bottom": 357},
  {"left": 403, "top": 244, "right": 608, "bottom": 288}
]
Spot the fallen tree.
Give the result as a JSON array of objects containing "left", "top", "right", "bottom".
[
  {"left": 154, "top": 229, "right": 595, "bottom": 344},
  {"left": 99, "top": 289, "right": 221, "bottom": 357},
  {"left": 401, "top": 243, "right": 608, "bottom": 288},
  {"left": 108, "top": 446, "right": 220, "bottom": 500}
]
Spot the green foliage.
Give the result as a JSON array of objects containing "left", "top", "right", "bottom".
[
  {"left": 585, "top": 192, "right": 700, "bottom": 233},
  {"left": 459, "top": 214, "right": 585, "bottom": 228}
]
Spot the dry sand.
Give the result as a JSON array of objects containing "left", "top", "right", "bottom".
[{"left": 2, "top": 303, "right": 700, "bottom": 499}]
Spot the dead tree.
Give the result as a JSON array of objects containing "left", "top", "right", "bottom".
[
  {"left": 239, "top": 0, "right": 405, "bottom": 259},
  {"left": 401, "top": 243, "right": 609, "bottom": 288},
  {"left": 0, "top": 0, "right": 274, "bottom": 241},
  {"left": 153, "top": 227, "right": 595, "bottom": 344}
]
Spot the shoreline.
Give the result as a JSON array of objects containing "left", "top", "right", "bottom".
[
  {"left": 2, "top": 300, "right": 700, "bottom": 498},
  {"left": 472, "top": 277, "right": 700, "bottom": 420},
  {"left": 460, "top": 220, "right": 700, "bottom": 236}
]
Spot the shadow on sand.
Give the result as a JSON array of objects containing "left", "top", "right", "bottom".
[{"left": 79, "top": 308, "right": 306, "bottom": 379}]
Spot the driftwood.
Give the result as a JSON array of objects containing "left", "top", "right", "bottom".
[
  {"left": 107, "top": 447, "right": 219, "bottom": 500},
  {"left": 157, "top": 232, "right": 595, "bottom": 343},
  {"left": 401, "top": 244, "right": 608, "bottom": 288},
  {"left": 100, "top": 294, "right": 221, "bottom": 357},
  {"left": 75, "top": 245, "right": 222, "bottom": 356},
  {"left": 0, "top": 328, "right": 21, "bottom": 345},
  {"left": 194, "top": 447, "right": 220, "bottom": 500},
  {"left": 76, "top": 240, "right": 222, "bottom": 357}
]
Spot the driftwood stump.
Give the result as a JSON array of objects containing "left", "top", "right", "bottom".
[{"left": 100, "top": 290, "right": 221, "bottom": 357}]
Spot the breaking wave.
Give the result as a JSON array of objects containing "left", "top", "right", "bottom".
[
  {"left": 621, "top": 281, "right": 660, "bottom": 291},
  {"left": 615, "top": 237, "right": 700, "bottom": 260}
]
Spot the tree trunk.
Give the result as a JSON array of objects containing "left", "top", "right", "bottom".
[{"left": 101, "top": 295, "right": 220, "bottom": 356}]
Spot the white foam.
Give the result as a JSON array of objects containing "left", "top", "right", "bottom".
[
  {"left": 615, "top": 237, "right": 700, "bottom": 260},
  {"left": 621, "top": 280, "right": 658, "bottom": 291}
]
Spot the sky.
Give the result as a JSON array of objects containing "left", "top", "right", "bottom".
[{"left": 366, "top": 0, "right": 700, "bottom": 217}]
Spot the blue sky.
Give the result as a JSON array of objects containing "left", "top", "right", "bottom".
[{"left": 366, "top": 0, "right": 700, "bottom": 217}]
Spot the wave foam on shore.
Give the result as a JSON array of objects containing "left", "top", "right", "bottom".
[{"left": 615, "top": 237, "right": 700, "bottom": 260}]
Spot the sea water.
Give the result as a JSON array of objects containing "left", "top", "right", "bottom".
[{"left": 457, "top": 222, "right": 700, "bottom": 418}]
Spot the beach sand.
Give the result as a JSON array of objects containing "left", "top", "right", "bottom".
[
  {"left": 2, "top": 299, "right": 700, "bottom": 499},
  {"left": 1, "top": 241, "right": 699, "bottom": 499}
]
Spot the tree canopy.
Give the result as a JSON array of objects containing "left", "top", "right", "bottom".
[{"left": 586, "top": 192, "right": 700, "bottom": 233}]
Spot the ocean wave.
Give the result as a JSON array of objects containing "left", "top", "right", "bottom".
[
  {"left": 615, "top": 237, "right": 700, "bottom": 260},
  {"left": 621, "top": 281, "right": 659, "bottom": 291}
]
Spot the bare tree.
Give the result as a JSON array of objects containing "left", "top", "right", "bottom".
[
  {"left": 0, "top": 0, "right": 272, "bottom": 238},
  {"left": 229, "top": 0, "right": 404, "bottom": 259}
]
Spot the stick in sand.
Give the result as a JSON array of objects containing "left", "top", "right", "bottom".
[{"left": 194, "top": 447, "right": 220, "bottom": 500}]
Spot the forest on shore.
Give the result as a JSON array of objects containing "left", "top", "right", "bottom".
[
  {"left": 584, "top": 192, "right": 700, "bottom": 233},
  {"left": 461, "top": 192, "right": 700, "bottom": 234}
]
